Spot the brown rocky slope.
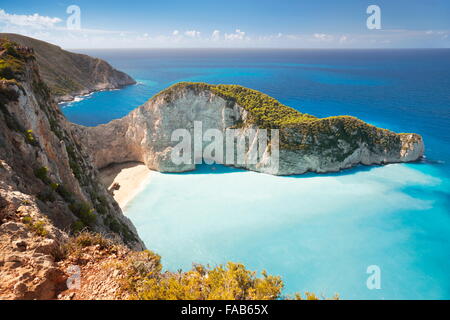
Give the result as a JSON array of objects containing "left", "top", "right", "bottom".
[
  {"left": 0, "top": 37, "right": 143, "bottom": 300},
  {"left": 0, "top": 38, "right": 143, "bottom": 243}
]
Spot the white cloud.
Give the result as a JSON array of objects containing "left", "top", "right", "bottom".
[
  {"left": 339, "top": 35, "right": 348, "bottom": 43},
  {"left": 425, "top": 30, "right": 447, "bottom": 36},
  {"left": 225, "top": 29, "right": 247, "bottom": 41},
  {"left": 0, "top": 9, "right": 62, "bottom": 29},
  {"left": 0, "top": 8, "right": 447, "bottom": 49},
  {"left": 185, "top": 30, "right": 200, "bottom": 38},
  {"left": 211, "top": 30, "right": 221, "bottom": 41},
  {"left": 313, "top": 33, "right": 333, "bottom": 41}
]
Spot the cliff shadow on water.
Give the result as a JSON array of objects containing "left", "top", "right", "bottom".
[{"left": 163, "top": 162, "right": 383, "bottom": 178}]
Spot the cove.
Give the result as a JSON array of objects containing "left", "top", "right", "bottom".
[
  {"left": 124, "top": 162, "right": 450, "bottom": 300},
  {"left": 65, "top": 48, "right": 450, "bottom": 300}
]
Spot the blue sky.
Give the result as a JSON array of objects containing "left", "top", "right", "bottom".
[{"left": 1, "top": 0, "right": 449, "bottom": 48}]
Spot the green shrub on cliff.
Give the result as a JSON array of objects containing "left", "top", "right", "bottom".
[
  {"left": 34, "top": 166, "right": 51, "bottom": 184},
  {"left": 21, "top": 216, "right": 49, "bottom": 237},
  {"left": 69, "top": 201, "right": 97, "bottom": 226},
  {"left": 25, "top": 129, "right": 39, "bottom": 146},
  {"left": 3, "top": 41, "right": 19, "bottom": 58},
  {"left": 138, "top": 263, "right": 283, "bottom": 300},
  {"left": 65, "top": 145, "right": 84, "bottom": 182},
  {"left": 66, "top": 231, "right": 114, "bottom": 253},
  {"left": 0, "top": 64, "right": 14, "bottom": 80},
  {"left": 63, "top": 232, "right": 332, "bottom": 300},
  {"left": 119, "top": 251, "right": 283, "bottom": 300},
  {"left": 157, "top": 82, "right": 316, "bottom": 129},
  {"left": 37, "top": 188, "right": 56, "bottom": 203},
  {"left": 0, "top": 39, "right": 30, "bottom": 81},
  {"left": 0, "top": 57, "right": 23, "bottom": 80},
  {"left": 71, "top": 220, "right": 87, "bottom": 234},
  {"left": 56, "top": 184, "right": 73, "bottom": 202}
]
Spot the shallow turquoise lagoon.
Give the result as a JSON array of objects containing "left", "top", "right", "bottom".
[{"left": 124, "top": 163, "right": 450, "bottom": 299}]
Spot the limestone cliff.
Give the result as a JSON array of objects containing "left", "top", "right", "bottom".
[
  {"left": 0, "top": 39, "right": 143, "bottom": 249},
  {"left": 73, "top": 82, "right": 424, "bottom": 176},
  {"left": 0, "top": 33, "right": 136, "bottom": 102}
]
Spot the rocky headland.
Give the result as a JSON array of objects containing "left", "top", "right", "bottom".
[
  {"left": 0, "top": 33, "right": 136, "bottom": 102},
  {"left": 73, "top": 82, "right": 424, "bottom": 176}
]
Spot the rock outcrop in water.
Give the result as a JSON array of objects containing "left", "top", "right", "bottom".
[
  {"left": 0, "top": 39, "right": 143, "bottom": 250},
  {"left": 0, "top": 33, "right": 136, "bottom": 102},
  {"left": 73, "top": 83, "right": 425, "bottom": 175}
]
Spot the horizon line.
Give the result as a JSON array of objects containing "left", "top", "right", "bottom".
[{"left": 68, "top": 47, "right": 450, "bottom": 50}]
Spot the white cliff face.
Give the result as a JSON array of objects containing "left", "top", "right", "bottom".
[
  {"left": 73, "top": 85, "right": 425, "bottom": 176},
  {"left": 73, "top": 88, "right": 247, "bottom": 171}
]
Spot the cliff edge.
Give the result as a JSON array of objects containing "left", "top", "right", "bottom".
[{"left": 0, "top": 39, "right": 143, "bottom": 248}]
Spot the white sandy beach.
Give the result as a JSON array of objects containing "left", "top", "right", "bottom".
[{"left": 99, "top": 162, "right": 152, "bottom": 209}]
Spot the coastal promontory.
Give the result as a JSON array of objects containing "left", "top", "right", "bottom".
[
  {"left": 0, "top": 33, "right": 136, "bottom": 102},
  {"left": 74, "top": 82, "right": 425, "bottom": 175}
]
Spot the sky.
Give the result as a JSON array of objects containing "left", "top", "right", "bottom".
[{"left": 0, "top": 0, "right": 449, "bottom": 49}]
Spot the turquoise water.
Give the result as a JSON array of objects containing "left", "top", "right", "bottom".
[{"left": 63, "top": 49, "right": 450, "bottom": 299}]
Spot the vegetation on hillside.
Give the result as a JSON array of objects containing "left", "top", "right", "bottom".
[
  {"left": 66, "top": 232, "right": 337, "bottom": 300},
  {"left": 0, "top": 39, "right": 33, "bottom": 81},
  {"left": 0, "top": 39, "right": 137, "bottom": 245},
  {"left": 154, "top": 82, "right": 316, "bottom": 129},
  {"left": 156, "top": 82, "right": 418, "bottom": 153},
  {"left": 1, "top": 33, "right": 135, "bottom": 99},
  {"left": 123, "top": 256, "right": 283, "bottom": 300}
]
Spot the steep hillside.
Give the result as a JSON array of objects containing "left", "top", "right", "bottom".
[
  {"left": 0, "top": 33, "right": 136, "bottom": 102},
  {"left": 0, "top": 39, "right": 143, "bottom": 248}
]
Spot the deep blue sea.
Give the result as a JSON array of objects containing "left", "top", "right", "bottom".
[{"left": 63, "top": 49, "right": 450, "bottom": 299}]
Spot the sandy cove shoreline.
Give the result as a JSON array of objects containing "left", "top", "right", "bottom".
[{"left": 99, "top": 162, "right": 152, "bottom": 209}]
